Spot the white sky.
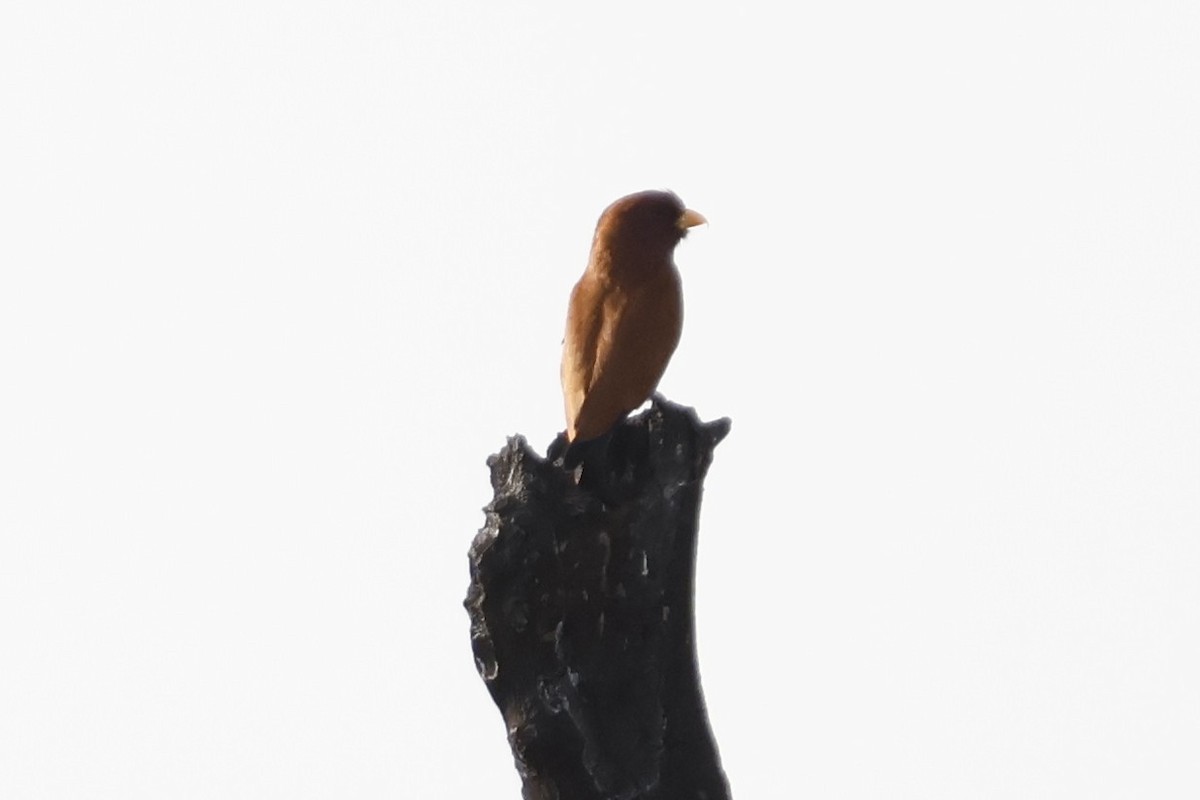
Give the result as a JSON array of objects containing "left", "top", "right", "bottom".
[{"left": 3, "top": 1, "right": 1198, "bottom": 798}]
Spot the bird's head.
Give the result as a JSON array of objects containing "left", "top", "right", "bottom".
[{"left": 591, "top": 190, "right": 707, "bottom": 271}]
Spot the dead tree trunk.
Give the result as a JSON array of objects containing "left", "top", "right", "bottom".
[{"left": 464, "top": 397, "right": 732, "bottom": 800}]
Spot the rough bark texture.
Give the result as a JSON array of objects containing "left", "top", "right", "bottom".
[{"left": 465, "top": 396, "right": 732, "bottom": 800}]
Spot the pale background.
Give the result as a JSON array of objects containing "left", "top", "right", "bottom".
[{"left": 2, "top": 1, "right": 1198, "bottom": 798}]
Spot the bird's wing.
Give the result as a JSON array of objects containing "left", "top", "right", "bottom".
[
  {"left": 566, "top": 270, "right": 682, "bottom": 442},
  {"left": 561, "top": 275, "right": 604, "bottom": 437}
]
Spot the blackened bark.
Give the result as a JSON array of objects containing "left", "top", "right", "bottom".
[{"left": 464, "top": 397, "right": 732, "bottom": 800}]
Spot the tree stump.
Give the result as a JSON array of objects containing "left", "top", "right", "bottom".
[{"left": 465, "top": 396, "right": 732, "bottom": 800}]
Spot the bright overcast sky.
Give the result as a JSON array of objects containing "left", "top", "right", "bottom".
[{"left": 3, "top": 2, "right": 1198, "bottom": 798}]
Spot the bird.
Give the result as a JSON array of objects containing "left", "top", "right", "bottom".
[{"left": 559, "top": 189, "right": 706, "bottom": 462}]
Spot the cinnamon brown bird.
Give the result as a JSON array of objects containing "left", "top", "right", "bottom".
[{"left": 560, "top": 190, "right": 706, "bottom": 448}]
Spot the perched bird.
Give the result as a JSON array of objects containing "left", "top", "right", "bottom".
[{"left": 560, "top": 189, "right": 706, "bottom": 452}]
